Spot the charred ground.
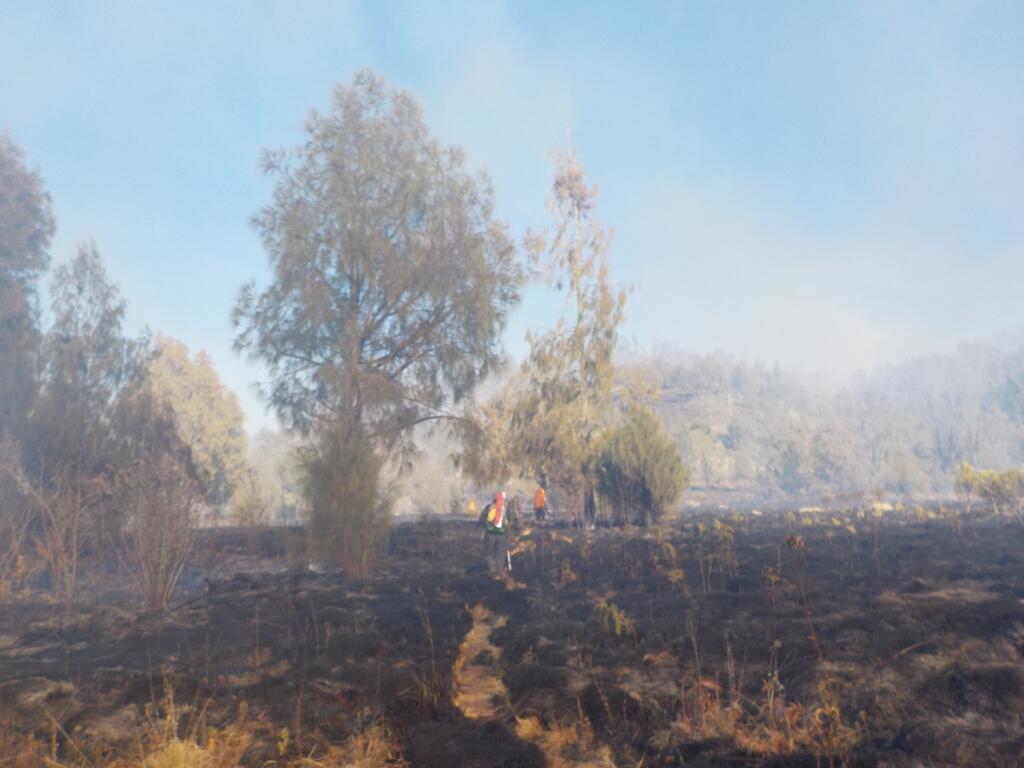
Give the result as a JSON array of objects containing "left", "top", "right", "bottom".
[{"left": 1, "top": 506, "right": 1024, "bottom": 767}]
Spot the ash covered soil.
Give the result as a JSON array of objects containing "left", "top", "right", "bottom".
[{"left": 2, "top": 508, "right": 1024, "bottom": 767}]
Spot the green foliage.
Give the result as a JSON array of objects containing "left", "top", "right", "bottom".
[
  {"left": 35, "top": 243, "right": 137, "bottom": 466},
  {"left": 148, "top": 335, "right": 248, "bottom": 506},
  {"left": 0, "top": 135, "right": 55, "bottom": 442},
  {"left": 0, "top": 135, "right": 54, "bottom": 280},
  {"left": 13, "top": 244, "right": 193, "bottom": 603},
  {"left": 595, "top": 406, "right": 688, "bottom": 525},
  {"left": 0, "top": 142, "right": 204, "bottom": 605},
  {"left": 592, "top": 599, "right": 635, "bottom": 639},
  {"left": 233, "top": 69, "right": 522, "bottom": 451},
  {"left": 955, "top": 461, "right": 1024, "bottom": 515},
  {"left": 642, "top": 345, "right": 1024, "bottom": 498},
  {"left": 463, "top": 148, "right": 627, "bottom": 512},
  {"left": 234, "top": 71, "right": 523, "bottom": 560},
  {"left": 0, "top": 243, "right": 198, "bottom": 604},
  {"left": 513, "top": 149, "right": 627, "bottom": 493},
  {"left": 301, "top": 421, "right": 392, "bottom": 577}
]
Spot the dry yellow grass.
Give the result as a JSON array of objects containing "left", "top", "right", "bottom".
[
  {"left": 129, "top": 728, "right": 252, "bottom": 768},
  {"left": 515, "top": 715, "right": 615, "bottom": 768},
  {"left": 296, "top": 720, "right": 406, "bottom": 768},
  {"left": 671, "top": 673, "right": 861, "bottom": 759},
  {"left": 451, "top": 604, "right": 509, "bottom": 720},
  {"left": 451, "top": 602, "right": 614, "bottom": 768}
]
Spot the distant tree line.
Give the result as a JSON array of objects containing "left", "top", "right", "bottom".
[{"left": 639, "top": 344, "right": 1024, "bottom": 499}]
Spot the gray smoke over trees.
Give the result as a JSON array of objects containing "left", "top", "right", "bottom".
[{"left": 640, "top": 341, "right": 1024, "bottom": 499}]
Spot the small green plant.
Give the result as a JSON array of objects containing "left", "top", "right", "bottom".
[
  {"left": 594, "top": 406, "right": 689, "bottom": 525},
  {"left": 593, "top": 599, "right": 635, "bottom": 639}
]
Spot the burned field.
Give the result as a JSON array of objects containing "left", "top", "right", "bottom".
[{"left": 2, "top": 508, "right": 1024, "bottom": 767}]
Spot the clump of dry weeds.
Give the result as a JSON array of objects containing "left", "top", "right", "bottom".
[
  {"left": 672, "top": 671, "right": 862, "bottom": 762},
  {"left": 297, "top": 717, "right": 406, "bottom": 768},
  {"left": 516, "top": 713, "right": 614, "bottom": 768}
]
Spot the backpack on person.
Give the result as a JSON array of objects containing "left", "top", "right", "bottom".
[{"left": 482, "top": 492, "right": 507, "bottom": 534}]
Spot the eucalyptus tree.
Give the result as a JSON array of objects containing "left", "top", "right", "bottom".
[
  {"left": 27, "top": 244, "right": 141, "bottom": 602},
  {"left": 465, "top": 149, "right": 629, "bottom": 519},
  {"left": 234, "top": 71, "right": 522, "bottom": 449},
  {"left": 233, "top": 71, "right": 522, "bottom": 562},
  {"left": 515, "top": 149, "right": 627, "bottom": 503}
]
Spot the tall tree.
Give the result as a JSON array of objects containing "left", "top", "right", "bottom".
[
  {"left": 32, "top": 243, "right": 136, "bottom": 477},
  {"left": 485, "top": 149, "right": 628, "bottom": 517},
  {"left": 234, "top": 71, "right": 522, "bottom": 564},
  {"left": 233, "top": 70, "right": 522, "bottom": 449},
  {"left": 0, "top": 135, "right": 56, "bottom": 439},
  {"left": 24, "top": 244, "right": 139, "bottom": 602},
  {"left": 147, "top": 335, "right": 247, "bottom": 506}
]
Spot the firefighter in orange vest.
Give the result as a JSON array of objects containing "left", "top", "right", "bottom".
[
  {"left": 532, "top": 485, "right": 548, "bottom": 522},
  {"left": 480, "top": 491, "right": 511, "bottom": 575}
]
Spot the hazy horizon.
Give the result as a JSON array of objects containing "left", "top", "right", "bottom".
[{"left": 4, "top": 1, "right": 1022, "bottom": 433}]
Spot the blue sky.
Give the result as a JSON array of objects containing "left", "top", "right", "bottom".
[{"left": 3, "top": 1, "right": 1022, "bottom": 432}]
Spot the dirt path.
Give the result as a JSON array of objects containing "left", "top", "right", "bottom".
[
  {"left": 452, "top": 603, "right": 510, "bottom": 719},
  {"left": 452, "top": 602, "right": 615, "bottom": 768}
]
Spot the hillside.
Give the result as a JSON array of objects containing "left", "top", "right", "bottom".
[{"left": 643, "top": 340, "right": 1024, "bottom": 500}]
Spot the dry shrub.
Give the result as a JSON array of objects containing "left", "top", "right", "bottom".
[
  {"left": 0, "top": 437, "right": 106, "bottom": 606},
  {"left": 674, "top": 674, "right": 743, "bottom": 741},
  {"left": 516, "top": 714, "right": 614, "bottom": 768},
  {"left": 672, "top": 673, "right": 861, "bottom": 760},
  {"left": 231, "top": 470, "right": 270, "bottom": 527},
  {"left": 0, "top": 437, "right": 31, "bottom": 581},
  {"left": 0, "top": 726, "right": 50, "bottom": 768},
  {"left": 33, "top": 472, "right": 108, "bottom": 606},
  {"left": 41, "top": 681, "right": 254, "bottom": 768},
  {"left": 298, "top": 717, "right": 405, "bottom": 768},
  {"left": 130, "top": 734, "right": 251, "bottom": 768},
  {"left": 114, "top": 682, "right": 252, "bottom": 768},
  {"left": 116, "top": 454, "right": 199, "bottom": 609}
]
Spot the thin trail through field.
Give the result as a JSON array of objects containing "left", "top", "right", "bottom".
[
  {"left": 452, "top": 602, "right": 615, "bottom": 768},
  {"left": 452, "top": 602, "right": 509, "bottom": 719}
]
